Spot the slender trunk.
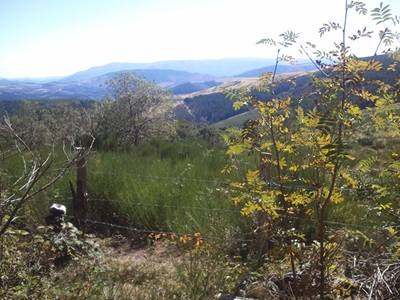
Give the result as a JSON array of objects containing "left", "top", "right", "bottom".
[
  {"left": 319, "top": 202, "right": 327, "bottom": 299},
  {"left": 289, "top": 247, "right": 299, "bottom": 299},
  {"left": 318, "top": 1, "right": 349, "bottom": 298}
]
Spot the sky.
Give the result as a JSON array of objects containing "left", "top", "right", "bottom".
[{"left": 0, "top": 0, "right": 399, "bottom": 78}]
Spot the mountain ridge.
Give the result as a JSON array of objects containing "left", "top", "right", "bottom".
[
  {"left": 0, "top": 58, "right": 316, "bottom": 100},
  {"left": 59, "top": 58, "right": 280, "bottom": 82}
]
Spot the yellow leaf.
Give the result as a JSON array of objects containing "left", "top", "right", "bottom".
[
  {"left": 230, "top": 182, "right": 244, "bottom": 188},
  {"left": 305, "top": 208, "right": 314, "bottom": 215},
  {"left": 330, "top": 192, "right": 344, "bottom": 204},
  {"left": 340, "top": 173, "right": 357, "bottom": 187},
  {"left": 387, "top": 227, "right": 396, "bottom": 235},
  {"left": 232, "top": 197, "right": 241, "bottom": 205}
]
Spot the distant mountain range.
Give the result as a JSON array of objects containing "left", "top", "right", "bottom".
[
  {"left": 1, "top": 55, "right": 397, "bottom": 127},
  {"left": 58, "top": 58, "right": 281, "bottom": 82},
  {"left": 0, "top": 58, "right": 316, "bottom": 100}
]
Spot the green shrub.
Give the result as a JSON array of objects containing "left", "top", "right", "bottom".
[{"left": 0, "top": 222, "right": 102, "bottom": 299}]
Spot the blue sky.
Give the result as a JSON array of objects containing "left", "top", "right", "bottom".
[{"left": 0, "top": 0, "right": 399, "bottom": 78}]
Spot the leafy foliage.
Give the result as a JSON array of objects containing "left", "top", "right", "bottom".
[
  {"left": 99, "top": 72, "right": 175, "bottom": 146},
  {"left": 0, "top": 223, "right": 101, "bottom": 299},
  {"left": 179, "top": 92, "right": 248, "bottom": 124},
  {"left": 2, "top": 1, "right": 400, "bottom": 299},
  {"left": 223, "top": 1, "right": 400, "bottom": 298}
]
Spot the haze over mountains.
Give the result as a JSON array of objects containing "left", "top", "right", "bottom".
[{"left": 0, "top": 58, "right": 316, "bottom": 100}]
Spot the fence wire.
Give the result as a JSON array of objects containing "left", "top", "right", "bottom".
[
  {"left": 42, "top": 169, "right": 399, "bottom": 242},
  {"left": 88, "top": 197, "right": 242, "bottom": 214}
]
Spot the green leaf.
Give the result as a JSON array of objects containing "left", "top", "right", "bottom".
[
  {"left": 371, "top": 3, "right": 393, "bottom": 25},
  {"left": 348, "top": 1, "right": 368, "bottom": 15},
  {"left": 256, "top": 38, "right": 276, "bottom": 46}
]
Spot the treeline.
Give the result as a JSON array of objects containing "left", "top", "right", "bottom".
[
  {"left": 176, "top": 54, "right": 399, "bottom": 124},
  {"left": 0, "top": 102, "right": 222, "bottom": 154},
  {"left": 170, "top": 80, "right": 220, "bottom": 95},
  {"left": 178, "top": 92, "right": 248, "bottom": 123},
  {"left": 1, "top": 54, "right": 398, "bottom": 146},
  {"left": 0, "top": 98, "right": 95, "bottom": 115},
  {"left": 1, "top": 100, "right": 96, "bottom": 148}
]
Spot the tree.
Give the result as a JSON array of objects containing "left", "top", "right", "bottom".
[
  {"left": 8, "top": 100, "right": 94, "bottom": 148},
  {"left": 223, "top": 1, "right": 399, "bottom": 298},
  {"left": 8, "top": 101, "right": 47, "bottom": 148},
  {"left": 0, "top": 116, "right": 93, "bottom": 237},
  {"left": 41, "top": 101, "right": 92, "bottom": 144},
  {"left": 0, "top": 114, "right": 96, "bottom": 297},
  {"left": 99, "top": 72, "right": 175, "bottom": 146}
]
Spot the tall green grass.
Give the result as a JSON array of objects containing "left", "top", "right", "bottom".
[
  {"left": 2, "top": 140, "right": 253, "bottom": 245},
  {"left": 84, "top": 140, "right": 248, "bottom": 242},
  {"left": 14, "top": 133, "right": 396, "bottom": 246}
]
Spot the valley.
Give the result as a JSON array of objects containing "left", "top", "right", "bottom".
[{"left": 0, "top": 58, "right": 315, "bottom": 100}]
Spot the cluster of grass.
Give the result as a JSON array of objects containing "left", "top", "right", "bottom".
[
  {"left": 95, "top": 140, "right": 252, "bottom": 240},
  {"left": 4, "top": 128, "right": 399, "bottom": 299},
  {"left": 15, "top": 128, "right": 397, "bottom": 245},
  {"left": 1, "top": 139, "right": 258, "bottom": 298},
  {"left": 18, "top": 139, "right": 252, "bottom": 244}
]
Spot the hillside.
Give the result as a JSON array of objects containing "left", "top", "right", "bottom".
[
  {"left": 176, "top": 53, "right": 400, "bottom": 126},
  {"left": 59, "top": 58, "right": 280, "bottom": 81},
  {"left": 174, "top": 71, "right": 308, "bottom": 100},
  {"left": 0, "top": 58, "right": 316, "bottom": 100},
  {"left": 0, "top": 69, "right": 219, "bottom": 100},
  {"left": 236, "top": 62, "right": 316, "bottom": 77},
  {"left": 1, "top": 55, "right": 397, "bottom": 127}
]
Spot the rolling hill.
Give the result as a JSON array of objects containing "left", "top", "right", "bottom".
[
  {"left": 0, "top": 69, "right": 219, "bottom": 100},
  {"left": 0, "top": 58, "right": 317, "bottom": 100},
  {"left": 58, "top": 58, "right": 280, "bottom": 82},
  {"left": 1, "top": 55, "right": 397, "bottom": 128},
  {"left": 236, "top": 62, "right": 317, "bottom": 77}
]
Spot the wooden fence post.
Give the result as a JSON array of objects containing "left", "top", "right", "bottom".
[{"left": 73, "top": 147, "right": 88, "bottom": 231}]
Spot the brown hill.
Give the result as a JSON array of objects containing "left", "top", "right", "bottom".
[{"left": 174, "top": 71, "right": 307, "bottom": 100}]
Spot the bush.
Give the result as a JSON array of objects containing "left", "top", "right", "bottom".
[{"left": 0, "top": 223, "right": 102, "bottom": 299}]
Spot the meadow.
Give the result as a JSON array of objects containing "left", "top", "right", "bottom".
[
  {"left": 12, "top": 117, "right": 398, "bottom": 250},
  {"left": 2, "top": 114, "right": 399, "bottom": 299},
  {"left": 18, "top": 139, "right": 257, "bottom": 244}
]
